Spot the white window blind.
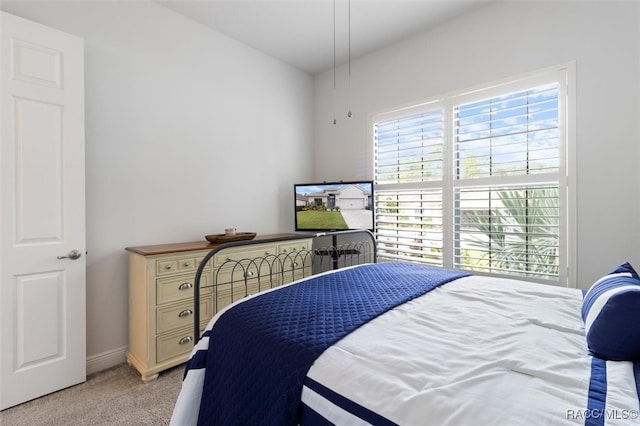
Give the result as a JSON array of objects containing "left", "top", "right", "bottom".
[
  {"left": 454, "top": 83, "right": 560, "bottom": 179},
  {"left": 376, "top": 189, "right": 443, "bottom": 266},
  {"left": 372, "top": 68, "right": 570, "bottom": 284},
  {"left": 454, "top": 186, "right": 559, "bottom": 280},
  {"left": 374, "top": 108, "right": 446, "bottom": 266},
  {"left": 375, "top": 109, "right": 444, "bottom": 184}
]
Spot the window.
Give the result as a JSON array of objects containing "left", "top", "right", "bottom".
[{"left": 371, "top": 65, "right": 573, "bottom": 285}]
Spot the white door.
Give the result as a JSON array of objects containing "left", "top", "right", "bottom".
[{"left": 0, "top": 12, "right": 86, "bottom": 410}]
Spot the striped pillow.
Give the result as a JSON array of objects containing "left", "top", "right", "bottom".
[{"left": 582, "top": 262, "right": 640, "bottom": 360}]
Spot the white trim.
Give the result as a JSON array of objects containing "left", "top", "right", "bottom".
[
  {"left": 86, "top": 345, "right": 128, "bottom": 375},
  {"left": 565, "top": 61, "right": 577, "bottom": 288}
]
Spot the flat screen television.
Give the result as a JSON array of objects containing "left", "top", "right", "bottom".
[{"left": 294, "top": 180, "right": 375, "bottom": 232}]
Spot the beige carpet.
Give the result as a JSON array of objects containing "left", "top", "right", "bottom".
[{"left": 0, "top": 363, "right": 184, "bottom": 425}]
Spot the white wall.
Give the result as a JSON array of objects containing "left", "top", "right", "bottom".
[
  {"left": 314, "top": 1, "right": 640, "bottom": 290},
  {"left": 1, "top": 1, "right": 315, "bottom": 370},
  {"left": 3, "top": 0, "right": 639, "bottom": 373}
]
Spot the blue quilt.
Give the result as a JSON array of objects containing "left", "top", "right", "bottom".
[{"left": 189, "top": 262, "right": 470, "bottom": 425}]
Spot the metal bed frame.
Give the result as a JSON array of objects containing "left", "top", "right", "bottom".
[{"left": 192, "top": 230, "right": 377, "bottom": 340}]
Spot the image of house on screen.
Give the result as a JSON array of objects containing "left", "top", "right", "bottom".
[{"left": 297, "top": 183, "right": 372, "bottom": 211}]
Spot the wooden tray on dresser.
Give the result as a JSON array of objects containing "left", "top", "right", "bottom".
[{"left": 205, "top": 232, "right": 256, "bottom": 244}]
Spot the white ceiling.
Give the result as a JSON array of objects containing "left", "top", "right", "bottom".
[{"left": 158, "top": 0, "right": 494, "bottom": 75}]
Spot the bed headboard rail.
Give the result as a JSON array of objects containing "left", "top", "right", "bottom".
[{"left": 193, "top": 230, "right": 376, "bottom": 341}]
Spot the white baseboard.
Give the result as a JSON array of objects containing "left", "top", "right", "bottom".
[{"left": 86, "top": 345, "right": 128, "bottom": 375}]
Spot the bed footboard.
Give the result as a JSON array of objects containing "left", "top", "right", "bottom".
[{"left": 193, "top": 230, "right": 376, "bottom": 341}]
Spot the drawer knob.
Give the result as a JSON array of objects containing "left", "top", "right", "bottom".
[
  {"left": 245, "top": 271, "right": 254, "bottom": 278},
  {"left": 178, "top": 336, "right": 193, "bottom": 345},
  {"left": 291, "top": 262, "right": 298, "bottom": 268},
  {"left": 178, "top": 282, "right": 193, "bottom": 290},
  {"left": 178, "top": 309, "right": 193, "bottom": 318},
  {"left": 165, "top": 265, "right": 173, "bottom": 270},
  {"left": 183, "top": 262, "right": 191, "bottom": 267}
]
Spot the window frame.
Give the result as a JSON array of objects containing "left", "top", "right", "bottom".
[{"left": 367, "top": 63, "right": 576, "bottom": 287}]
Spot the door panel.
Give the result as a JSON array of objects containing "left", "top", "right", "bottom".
[
  {"left": 14, "top": 97, "right": 63, "bottom": 243},
  {"left": 1, "top": 11, "right": 86, "bottom": 410},
  {"left": 12, "top": 38, "right": 63, "bottom": 88},
  {"left": 16, "top": 271, "right": 65, "bottom": 368}
]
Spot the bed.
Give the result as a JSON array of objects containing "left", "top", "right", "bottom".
[{"left": 171, "top": 232, "right": 640, "bottom": 425}]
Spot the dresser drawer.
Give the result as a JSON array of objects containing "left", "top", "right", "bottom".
[
  {"left": 156, "top": 327, "right": 197, "bottom": 363},
  {"left": 156, "top": 259, "right": 178, "bottom": 275},
  {"left": 213, "top": 261, "right": 276, "bottom": 286},
  {"left": 278, "top": 240, "right": 312, "bottom": 255},
  {"left": 279, "top": 240, "right": 313, "bottom": 270},
  {"left": 213, "top": 279, "right": 273, "bottom": 312},
  {"left": 156, "top": 271, "right": 212, "bottom": 305},
  {"left": 282, "top": 267, "right": 312, "bottom": 285},
  {"left": 156, "top": 252, "right": 212, "bottom": 277},
  {"left": 280, "top": 252, "right": 312, "bottom": 273},
  {"left": 195, "top": 255, "right": 212, "bottom": 271},
  {"left": 212, "top": 244, "right": 278, "bottom": 267},
  {"left": 157, "top": 298, "right": 213, "bottom": 334}
]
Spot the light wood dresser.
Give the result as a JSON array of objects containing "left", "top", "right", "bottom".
[{"left": 125, "top": 234, "right": 313, "bottom": 381}]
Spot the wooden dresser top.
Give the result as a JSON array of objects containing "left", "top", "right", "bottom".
[{"left": 125, "top": 233, "right": 313, "bottom": 256}]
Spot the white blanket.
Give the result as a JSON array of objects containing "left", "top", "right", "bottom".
[
  {"left": 301, "top": 275, "right": 640, "bottom": 425},
  {"left": 172, "top": 272, "right": 640, "bottom": 425}
]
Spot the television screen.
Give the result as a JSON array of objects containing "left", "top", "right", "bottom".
[{"left": 294, "top": 180, "right": 375, "bottom": 232}]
